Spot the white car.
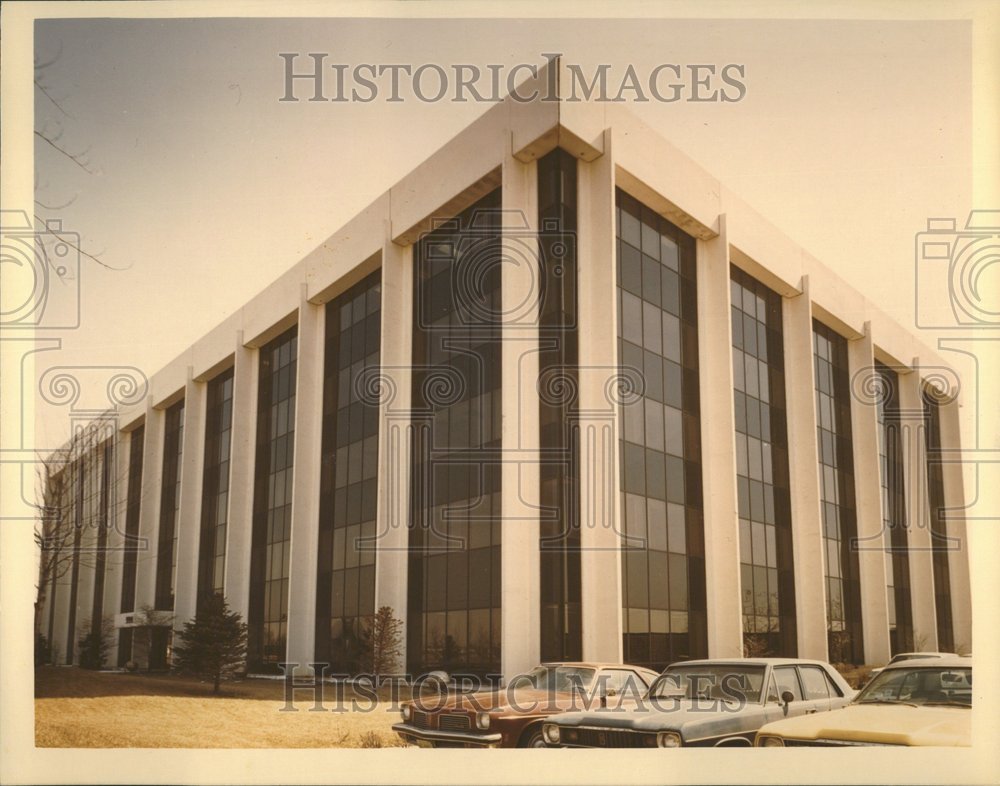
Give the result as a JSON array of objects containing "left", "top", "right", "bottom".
[
  {"left": 865, "top": 651, "right": 958, "bottom": 684},
  {"left": 756, "top": 655, "right": 971, "bottom": 747}
]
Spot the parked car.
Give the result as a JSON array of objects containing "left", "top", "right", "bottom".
[
  {"left": 392, "top": 662, "right": 660, "bottom": 748},
  {"left": 864, "top": 651, "right": 957, "bottom": 685},
  {"left": 542, "top": 658, "right": 855, "bottom": 748},
  {"left": 755, "top": 655, "right": 972, "bottom": 747}
]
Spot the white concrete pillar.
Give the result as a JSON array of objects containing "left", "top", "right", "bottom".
[
  {"left": 224, "top": 334, "right": 259, "bottom": 626},
  {"left": 935, "top": 392, "right": 973, "bottom": 653},
  {"left": 373, "top": 235, "right": 412, "bottom": 671},
  {"left": 500, "top": 141, "right": 541, "bottom": 681},
  {"left": 286, "top": 291, "right": 326, "bottom": 671},
  {"left": 173, "top": 371, "right": 207, "bottom": 627},
  {"left": 695, "top": 216, "right": 743, "bottom": 658},
  {"left": 577, "top": 129, "right": 624, "bottom": 663},
  {"left": 134, "top": 398, "right": 165, "bottom": 617},
  {"left": 848, "top": 326, "right": 891, "bottom": 665},
  {"left": 898, "top": 364, "right": 938, "bottom": 651},
  {"left": 781, "top": 278, "right": 828, "bottom": 660}
]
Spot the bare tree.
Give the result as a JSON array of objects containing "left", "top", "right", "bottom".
[
  {"left": 363, "top": 606, "right": 404, "bottom": 679},
  {"left": 34, "top": 39, "right": 123, "bottom": 271},
  {"left": 33, "top": 419, "right": 117, "bottom": 656}
]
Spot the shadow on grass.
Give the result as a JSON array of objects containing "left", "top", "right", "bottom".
[{"left": 34, "top": 666, "right": 286, "bottom": 700}]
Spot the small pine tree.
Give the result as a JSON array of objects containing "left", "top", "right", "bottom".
[
  {"left": 171, "top": 595, "right": 247, "bottom": 694},
  {"left": 78, "top": 616, "right": 114, "bottom": 670},
  {"left": 365, "top": 606, "right": 403, "bottom": 679}
]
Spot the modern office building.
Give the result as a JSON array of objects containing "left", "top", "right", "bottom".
[{"left": 36, "top": 62, "right": 972, "bottom": 681}]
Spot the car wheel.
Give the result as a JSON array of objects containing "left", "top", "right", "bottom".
[{"left": 521, "top": 727, "right": 547, "bottom": 748}]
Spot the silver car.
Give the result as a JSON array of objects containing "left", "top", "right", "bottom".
[{"left": 543, "top": 658, "right": 855, "bottom": 748}]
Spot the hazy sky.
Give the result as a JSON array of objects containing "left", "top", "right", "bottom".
[{"left": 28, "top": 14, "right": 974, "bottom": 448}]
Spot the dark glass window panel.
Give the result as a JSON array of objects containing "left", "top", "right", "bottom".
[
  {"left": 155, "top": 400, "right": 185, "bottom": 611},
  {"left": 248, "top": 327, "right": 297, "bottom": 672},
  {"left": 408, "top": 191, "right": 503, "bottom": 678},
  {"left": 731, "top": 267, "right": 796, "bottom": 656},
  {"left": 617, "top": 190, "right": 705, "bottom": 670},
  {"left": 813, "top": 321, "right": 864, "bottom": 663},
  {"left": 923, "top": 391, "right": 954, "bottom": 652},
  {"left": 119, "top": 426, "right": 145, "bottom": 615},
  {"left": 197, "top": 367, "right": 235, "bottom": 609},
  {"left": 875, "top": 362, "right": 913, "bottom": 654}
]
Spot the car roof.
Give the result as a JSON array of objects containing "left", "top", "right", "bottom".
[
  {"left": 892, "top": 651, "right": 956, "bottom": 658},
  {"left": 538, "top": 662, "right": 657, "bottom": 671},
  {"left": 667, "top": 657, "right": 833, "bottom": 667},
  {"left": 883, "top": 655, "right": 971, "bottom": 669}
]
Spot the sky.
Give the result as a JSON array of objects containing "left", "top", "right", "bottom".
[{"left": 23, "top": 13, "right": 981, "bottom": 451}]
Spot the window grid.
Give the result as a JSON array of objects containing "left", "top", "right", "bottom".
[
  {"left": 118, "top": 425, "right": 144, "bottom": 666},
  {"left": 923, "top": 391, "right": 955, "bottom": 652},
  {"left": 197, "top": 368, "right": 234, "bottom": 609},
  {"left": 66, "top": 458, "right": 84, "bottom": 663},
  {"left": 730, "top": 266, "right": 796, "bottom": 656},
  {"left": 155, "top": 400, "right": 184, "bottom": 610},
  {"left": 249, "top": 328, "right": 297, "bottom": 671},
  {"left": 616, "top": 189, "right": 707, "bottom": 670},
  {"left": 538, "top": 149, "right": 582, "bottom": 663},
  {"left": 316, "top": 271, "right": 381, "bottom": 674},
  {"left": 812, "top": 321, "right": 863, "bottom": 664},
  {"left": 408, "top": 190, "right": 502, "bottom": 679},
  {"left": 875, "top": 362, "right": 914, "bottom": 654},
  {"left": 90, "top": 441, "right": 113, "bottom": 639}
]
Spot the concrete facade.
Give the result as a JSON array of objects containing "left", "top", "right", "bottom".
[{"left": 36, "top": 61, "right": 972, "bottom": 679}]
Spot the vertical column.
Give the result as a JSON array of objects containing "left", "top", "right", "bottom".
[
  {"left": 224, "top": 334, "right": 259, "bottom": 625},
  {"left": 695, "top": 217, "right": 743, "bottom": 657},
  {"left": 286, "top": 291, "right": 326, "bottom": 672},
  {"left": 898, "top": 363, "right": 938, "bottom": 650},
  {"left": 373, "top": 234, "right": 412, "bottom": 668},
  {"left": 500, "top": 142, "right": 541, "bottom": 680},
  {"left": 577, "top": 129, "right": 623, "bottom": 663},
  {"left": 936, "top": 393, "right": 973, "bottom": 653},
  {"left": 173, "top": 371, "right": 207, "bottom": 627},
  {"left": 781, "top": 278, "right": 827, "bottom": 660},
  {"left": 848, "top": 326, "right": 891, "bottom": 664},
  {"left": 134, "top": 398, "right": 165, "bottom": 617}
]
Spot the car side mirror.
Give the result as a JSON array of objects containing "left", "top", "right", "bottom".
[{"left": 781, "top": 691, "right": 795, "bottom": 704}]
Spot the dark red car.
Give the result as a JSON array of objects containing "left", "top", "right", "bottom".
[{"left": 393, "top": 662, "right": 660, "bottom": 748}]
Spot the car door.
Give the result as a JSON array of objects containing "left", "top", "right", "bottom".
[
  {"left": 797, "top": 665, "right": 835, "bottom": 712},
  {"left": 770, "top": 665, "right": 820, "bottom": 719}
]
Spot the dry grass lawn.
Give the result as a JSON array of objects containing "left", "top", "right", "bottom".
[{"left": 35, "top": 667, "right": 409, "bottom": 748}]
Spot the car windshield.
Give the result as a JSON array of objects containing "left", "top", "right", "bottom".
[
  {"left": 649, "top": 665, "right": 766, "bottom": 703},
  {"left": 857, "top": 666, "right": 972, "bottom": 707},
  {"left": 512, "top": 666, "right": 597, "bottom": 692}
]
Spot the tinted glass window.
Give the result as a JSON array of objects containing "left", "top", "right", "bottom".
[
  {"left": 798, "top": 666, "right": 833, "bottom": 700},
  {"left": 618, "top": 190, "right": 706, "bottom": 671},
  {"left": 773, "top": 666, "right": 802, "bottom": 701}
]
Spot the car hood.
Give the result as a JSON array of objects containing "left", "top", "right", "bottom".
[
  {"left": 758, "top": 704, "right": 971, "bottom": 746},
  {"left": 553, "top": 698, "right": 761, "bottom": 735},
  {"left": 411, "top": 688, "right": 589, "bottom": 714}
]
